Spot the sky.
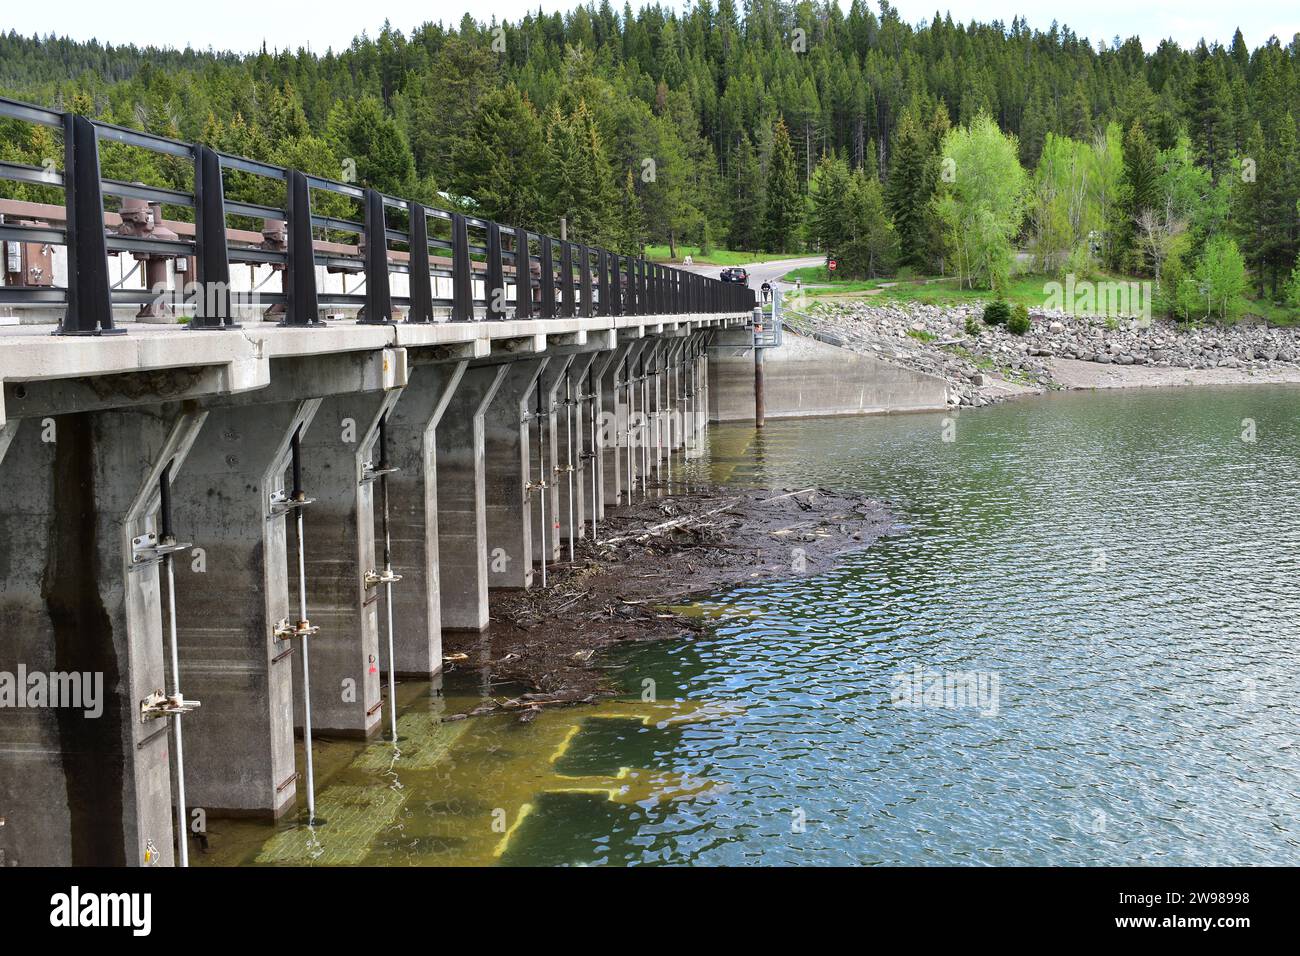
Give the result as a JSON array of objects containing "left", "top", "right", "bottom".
[{"left": 1, "top": 1, "right": 1295, "bottom": 56}]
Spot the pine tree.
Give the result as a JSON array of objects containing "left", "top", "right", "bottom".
[
  {"left": 762, "top": 117, "right": 802, "bottom": 253},
  {"left": 807, "top": 154, "right": 852, "bottom": 256},
  {"left": 1117, "top": 121, "right": 1160, "bottom": 272},
  {"left": 1186, "top": 44, "right": 1232, "bottom": 182},
  {"left": 839, "top": 168, "right": 899, "bottom": 278},
  {"left": 450, "top": 84, "right": 544, "bottom": 230},
  {"left": 326, "top": 95, "right": 416, "bottom": 196},
  {"left": 616, "top": 168, "right": 647, "bottom": 256},
  {"left": 1066, "top": 82, "right": 1092, "bottom": 140},
  {"left": 884, "top": 109, "right": 943, "bottom": 270},
  {"left": 541, "top": 100, "right": 618, "bottom": 248},
  {"left": 728, "top": 133, "right": 764, "bottom": 252}
]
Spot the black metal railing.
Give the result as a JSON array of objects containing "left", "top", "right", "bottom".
[{"left": 0, "top": 95, "right": 755, "bottom": 334}]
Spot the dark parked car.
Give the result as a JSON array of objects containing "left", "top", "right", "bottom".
[{"left": 720, "top": 267, "right": 749, "bottom": 284}]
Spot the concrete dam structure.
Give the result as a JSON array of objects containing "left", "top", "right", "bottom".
[
  {"left": 0, "top": 95, "right": 947, "bottom": 868},
  {"left": 0, "top": 94, "right": 758, "bottom": 867},
  {"left": 0, "top": 311, "right": 738, "bottom": 868}
]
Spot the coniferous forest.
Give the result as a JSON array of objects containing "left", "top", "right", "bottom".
[{"left": 2, "top": 2, "right": 1299, "bottom": 317}]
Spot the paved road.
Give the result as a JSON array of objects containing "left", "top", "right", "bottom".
[{"left": 675, "top": 255, "right": 823, "bottom": 293}]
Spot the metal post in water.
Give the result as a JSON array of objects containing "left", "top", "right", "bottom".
[
  {"left": 623, "top": 356, "right": 633, "bottom": 505},
  {"left": 680, "top": 344, "right": 689, "bottom": 458},
  {"left": 565, "top": 371, "right": 575, "bottom": 564},
  {"left": 639, "top": 354, "right": 649, "bottom": 495},
  {"left": 651, "top": 350, "right": 661, "bottom": 485},
  {"left": 376, "top": 415, "right": 399, "bottom": 746},
  {"left": 537, "top": 380, "right": 548, "bottom": 588},
  {"left": 290, "top": 428, "right": 317, "bottom": 824},
  {"left": 589, "top": 363, "right": 599, "bottom": 543},
  {"left": 158, "top": 461, "right": 189, "bottom": 867},
  {"left": 754, "top": 307, "right": 766, "bottom": 429}
]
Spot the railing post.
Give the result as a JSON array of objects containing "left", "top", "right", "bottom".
[
  {"left": 486, "top": 221, "right": 506, "bottom": 320},
  {"left": 540, "top": 236, "right": 555, "bottom": 318},
  {"left": 624, "top": 257, "right": 634, "bottom": 317},
  {"left": 514, "top": 227, "right": 533, "bottom": 319},
  {"left": 192, "top": 144, "right": 237, "bottom": 329},
  {"left": 598, "top": 249, "right": 612, "bottom": 316},
  {"left": 451, "top": 212, "right": 473, "bottom": 321},
  {"left": 624, "top": 256, "right": 634, "bottom": 316},
  {"left": 560, "top": 241, "right": 576, "bottom": 317},
  {"left": 612, "top": 251, "right": 624, "bottom": 316},
  {"left": 58, "top": 113, "right": 119, "bottom": 335},
  {"left": 638, "top": 260, "right": 648, "bottom": 316},
  {"left": 281, "top": 169, "right": 322, "bottom": 327},
  {"left": 358, "top": 187, "right": 393, "bottom": 324},
  {"left": 406, "top": 201, "right": 432, "bottom": 323},
  {"left": 579, "top": 245, "right": 593, "bottom": 317}
]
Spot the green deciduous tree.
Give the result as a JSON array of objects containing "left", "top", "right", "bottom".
[
  {"left": 934, "top": 112, "right": 1026, "bottom": 291},
  {"left": 1194, "top": 235, "right": 1248, "bottom": 321}
]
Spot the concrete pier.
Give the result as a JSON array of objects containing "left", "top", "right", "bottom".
[
  {"left": 292, "top": 389, "right": 399, "bottom": 738},
  {"left": 0, "top": 405, "right": 205, "bottom": 866},
  {"left": 169, "top": 398, "right": 319, "bottom": 819},
  {"left": 594, "top": 342, "right": 631, "bottom": 511},
  {"left": 485, "top": 358, "right": 547, "bottom": 590},
  {"left": 532, "top": 356, "right": 572, "bottom": 564},
  {"left": 557, "top": 353, "right": 597, "bottom": 551},
  {"left": 383, "top": 360, "right": 467, "bottom": 676},
  {"left": 434, "top": 363, "right": 508, "bottom": 631}
]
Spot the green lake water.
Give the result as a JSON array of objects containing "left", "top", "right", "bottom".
[{"left": 202, "top": 385, "right": 1300, "bottom": 866}]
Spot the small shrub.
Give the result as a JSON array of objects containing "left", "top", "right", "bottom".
[
  {"left": 1283, "top": 259, "right": 1300, "bottom": 310},
  {"left": 1064, "top": 243, "right": 1101, "bottom": 281},
  {"left": 1008, "top": 304, "right": 1031, "bottom": 335},
  {"left": 906, "top": 328, "right": 937, "bottom": 343},
  {"left": 983, "top": 299, "right": 1011, "bottom": 326},
  {"left": 964, "top": 315, "right": 981, "bottom": 337}
]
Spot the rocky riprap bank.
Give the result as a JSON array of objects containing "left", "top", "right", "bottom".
[{"left": 793, "top": 301, "right": 1300, "bottom": 406}]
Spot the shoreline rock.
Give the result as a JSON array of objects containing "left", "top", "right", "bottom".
[{"left": 790, "top": 301, "right": 1300, "bottom": 406}]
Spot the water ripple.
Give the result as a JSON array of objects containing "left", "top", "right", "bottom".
[{"left": 595, "top": 386, "right": 1300, "bottom": 865}]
